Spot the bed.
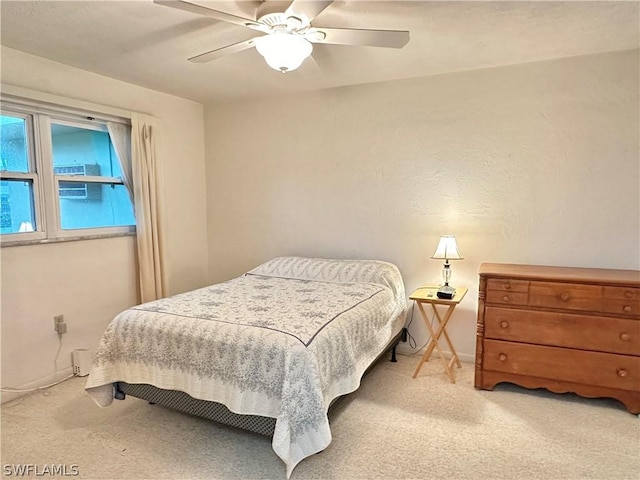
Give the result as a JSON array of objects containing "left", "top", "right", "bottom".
[{"left": 85, "top": 256, "right": 407, "bottom": 477}]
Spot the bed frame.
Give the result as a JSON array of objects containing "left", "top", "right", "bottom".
[{"left": 113, "top": 329, "right": 404, "bottom": 437}]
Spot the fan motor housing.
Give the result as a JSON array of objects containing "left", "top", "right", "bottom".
[{"left": 259, "top": 12, "right": 290, "bottom": 28}]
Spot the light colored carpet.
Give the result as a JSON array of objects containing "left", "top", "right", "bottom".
[{"left": 2, "top": 353, "right": 639, "bottom": 479}]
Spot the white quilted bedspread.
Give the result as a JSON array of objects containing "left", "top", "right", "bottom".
[{"left": 85, "top": 257, "right": 406, "bottom": 477}]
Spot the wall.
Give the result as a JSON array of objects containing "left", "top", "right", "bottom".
[
  {"left": 204, "top": 49, "right": 639, "bottom": 360},
  {"left": 1, "top": 47, "right": 208, "bottom": 398}
]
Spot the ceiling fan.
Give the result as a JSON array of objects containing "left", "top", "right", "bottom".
[{"left": 154, "top": 0, "right": 410, "bottom": 73}]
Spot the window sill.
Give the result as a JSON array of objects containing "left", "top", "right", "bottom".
[{"left": 1, "top": 230, "right": 136, "bottom": 248}]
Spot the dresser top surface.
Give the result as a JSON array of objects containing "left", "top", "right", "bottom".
[{"left": 479, "top": 263, "right": 640, "bottom": 286}]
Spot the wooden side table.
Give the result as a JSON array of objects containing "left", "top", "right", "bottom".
[{"left": 410, "top": 286, "right": 468, "bottom": 383}]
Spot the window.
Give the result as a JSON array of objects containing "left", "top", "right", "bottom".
[{"left": 0, "top": 100, "right": 135, "bottom": 244}]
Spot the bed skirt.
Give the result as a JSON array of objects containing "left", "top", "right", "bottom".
[{"left": 117, "top": 381, "right": 277, "bottom": 435}]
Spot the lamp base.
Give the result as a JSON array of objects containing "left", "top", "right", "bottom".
[{"left": 437, "top": 284, "right": 456, "bottom": 299}]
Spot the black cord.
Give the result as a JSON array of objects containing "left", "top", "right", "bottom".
[
  {"left": 403, "top": 301, "right": 432, "bottom": 355},
  {"left": 405, "top": 302, "right": 416, "bottom": 348}
]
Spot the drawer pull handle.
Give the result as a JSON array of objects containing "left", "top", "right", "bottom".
[
  {"left": 623, "top": 305, "right": 632, "bottom": 313},
  {"left": 499, "top": 353, "right": 508, "bottom": 362},
  {"left": 504, "top": 284, "right": 511, "bottom": 290},
  {"left": 500, "top": 321, "right": 509, "bottom": 329},
  {"left": 617, "top": 369, "right": 628, "bottom": 378},
  {"left": 624, "top": 291, "right": 634, "bottom": 299},
  {"left": 502, "top": 295, "right": 510, "bottom": 303},
  {"left": 560, "top": 292, "right": 571, "bottom": 301},
  {"left": 620, "top": 333, "right": 631, "bottom": 342}
]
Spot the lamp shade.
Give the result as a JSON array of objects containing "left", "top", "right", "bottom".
[
  {"left": 255, "top": 33, "right": 313, "bottom": 73},
  {"left": 431, "top": 235, "right": 463, "bottom": 260}
]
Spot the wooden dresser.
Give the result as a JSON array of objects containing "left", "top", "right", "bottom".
[{"left": 475, "top": 263, "right": 640, "bottom": 414}]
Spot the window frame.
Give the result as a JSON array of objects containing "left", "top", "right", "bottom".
[
  {"left": 0, "top": 110, "right": 46, "bottom": 242},
  {"left": 0, "top": 100, "right": 135, "bottom": 246}
]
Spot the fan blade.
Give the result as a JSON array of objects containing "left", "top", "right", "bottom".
[
  {"left": 154, "top": 0, "right": 263, "bottom": 30},
  {"left": 188, "top": 37, "right": 260, "bottom": 63},
  {"left": 309, "top": 27, "right": 409, "bottom": 48},
  {"left": 285, "top": 0, "right": 333, "bottom": 21}
]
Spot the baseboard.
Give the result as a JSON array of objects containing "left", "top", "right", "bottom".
[
  {"left": 395, "top": 344, "right": 475, "bottom": 364},
  {"left": 1, "top": 367, "right": 74, "bottom": 404}
]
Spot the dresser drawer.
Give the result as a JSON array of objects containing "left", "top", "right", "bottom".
[
  {"left": 603, "top": 287, "right": 640, "bottom": 317},
  {"left": 483, "top": 339, "right": 640, "bottom": 391},
  {"left": 529, "top": 281, "right": 602, "bottom": 312},
  {"left": 603, "top": 299, "right": 640, "bottom": 317},
  {"left": 486, "top": 278, "right": 529, "bottom": 293},
  {"left": 486, "top": 290, "right": 528, "bottom": 306},
  {"left": 484, "top": 307, "right": 640, "bottom": 355}
]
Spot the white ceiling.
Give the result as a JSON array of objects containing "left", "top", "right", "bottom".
[{"left": 1, "top": 1, "right": 638, "bottom": 104}]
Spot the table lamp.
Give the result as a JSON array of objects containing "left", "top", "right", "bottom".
[{"left": 431, "top": 235, "right": 463, "bottom": 299}]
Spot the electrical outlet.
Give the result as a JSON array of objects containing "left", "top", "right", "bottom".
[{"left": 53, "top": 315, "right": 67, "bottom": 334}]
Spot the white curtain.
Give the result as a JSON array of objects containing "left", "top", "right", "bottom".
[
  {"left": 129, "top": 113, "right": 166, "bottom": 302},
  {"left": 106, "top": 122, "right": 134, "bottom": 205}
]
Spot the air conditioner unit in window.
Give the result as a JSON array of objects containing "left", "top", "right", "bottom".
[{"left": 54, "top": 164, "right": 101, "bottom": 201}]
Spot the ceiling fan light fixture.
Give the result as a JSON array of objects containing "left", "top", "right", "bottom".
[{"left": 255, "top": 33, "right": 313, "bottom": 73}]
